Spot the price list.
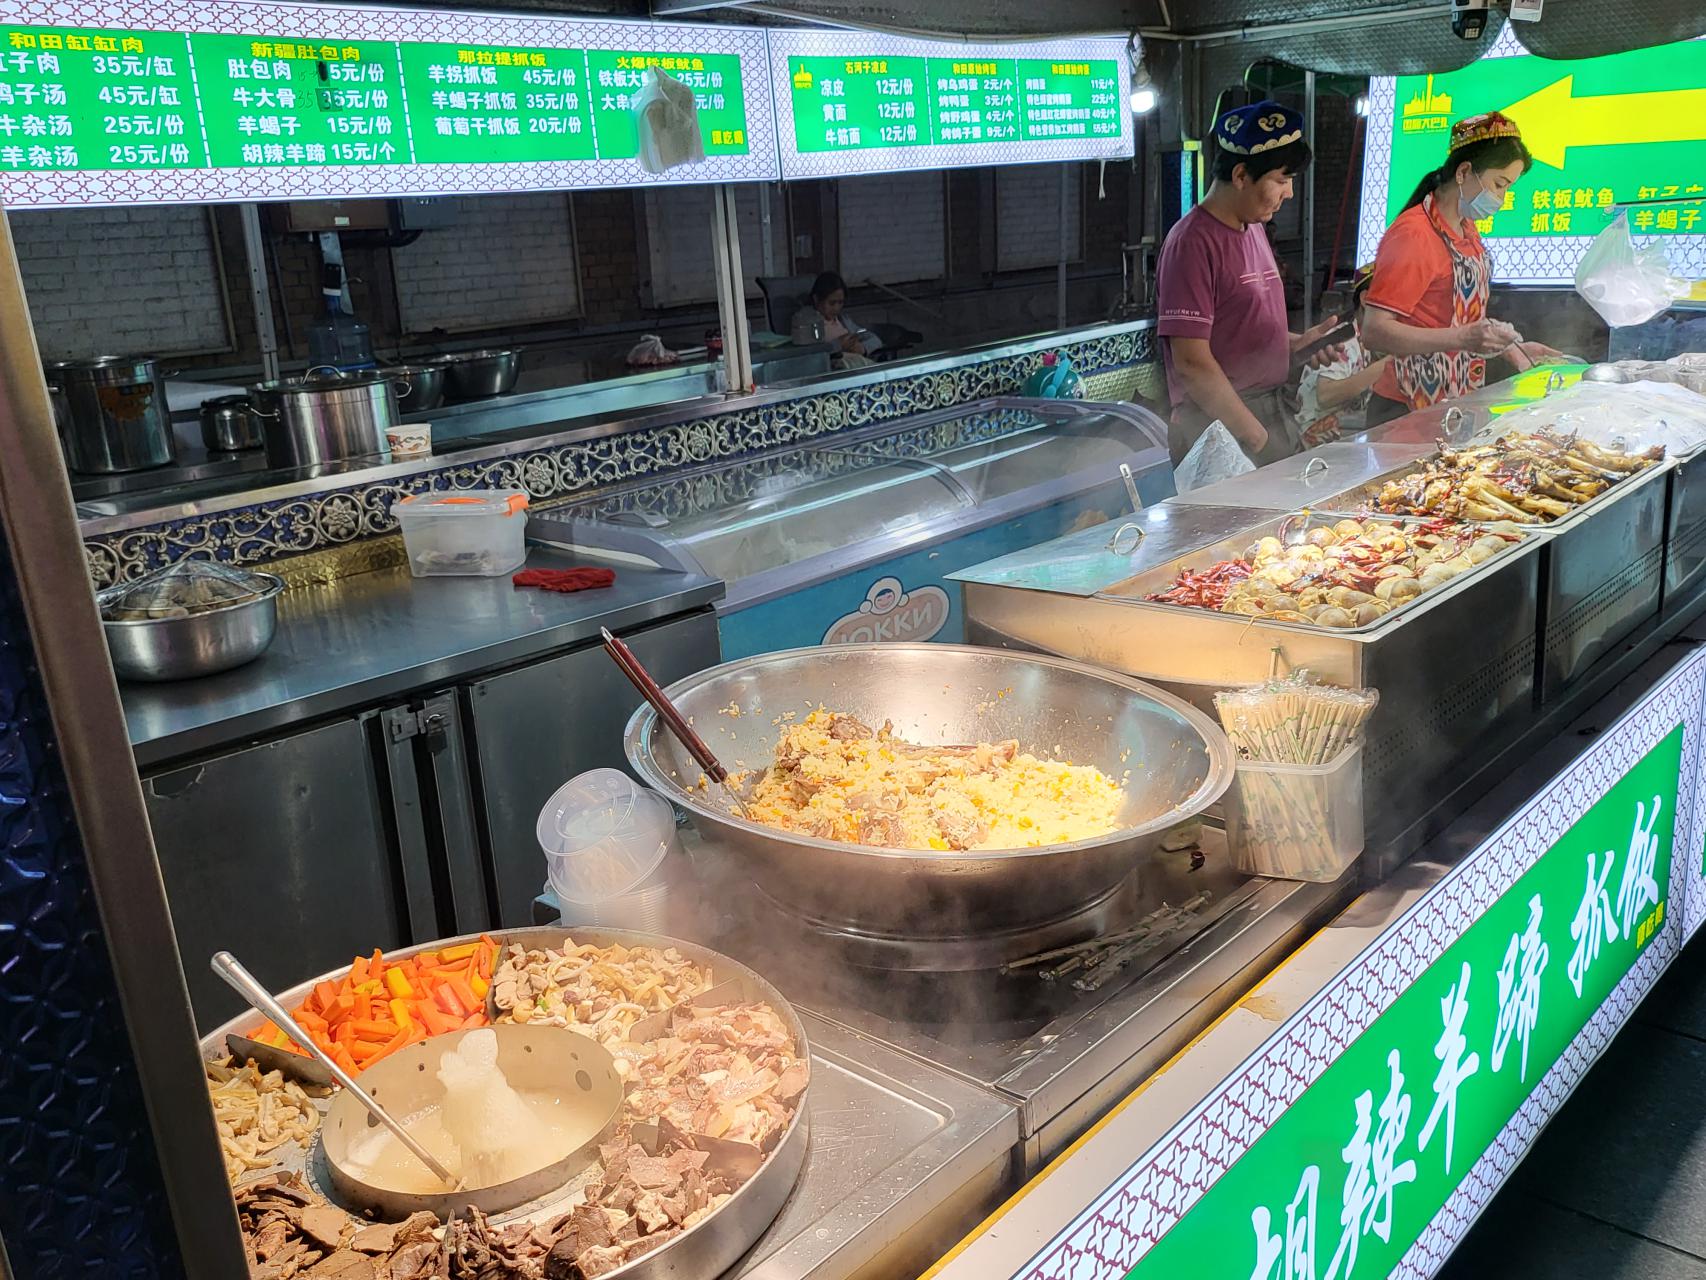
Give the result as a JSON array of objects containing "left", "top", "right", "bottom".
[
  {"left": 190, "top": 34, "right": 406, "bottom": 167},
  {"left": 0, "top": 25, "right": 204, "bottom": 172},
  {"left": 584, "top": 49, "right": 749, "bottom": 157},
  {"left": 1016, "top": 58, "right": 1122, "bottom": 141},
  {"left": 788, "top": 55, "right": 929, "bottom": 152},
  {"left": 398, "top": 43, "right": 592, "bottom": 163},
  {"left": 929, "top": 59, "right": 1019, "bottom": 144}
]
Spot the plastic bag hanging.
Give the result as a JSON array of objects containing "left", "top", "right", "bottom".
[
  {"left": 634, "top": 67, "right": 706, "bottom": 175},
  {"left": 1574, "top": 210, "right": 1688, "bottom": 327}
]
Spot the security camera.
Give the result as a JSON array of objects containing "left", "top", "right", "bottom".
[{"left": 1451, "top": 0, "right": 1489, "bottom": 39}]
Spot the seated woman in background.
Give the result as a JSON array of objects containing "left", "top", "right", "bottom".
[{"left": 795, "top": 272, "right": 882, "bottom": 369}]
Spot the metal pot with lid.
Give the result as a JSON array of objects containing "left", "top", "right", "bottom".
[
  {"left": 250, "top": 367, "right": 402, "bottom": 468},
  {"left": 199, "top": 395, "right": 264, "bottom": 452},
  {"left": 59, "top": 355, "right": 176, "bottom": 474}
]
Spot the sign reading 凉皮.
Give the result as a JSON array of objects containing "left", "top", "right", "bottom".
[{"left": 1121, "top": 722, "right": 1684, "bottom": 1280}]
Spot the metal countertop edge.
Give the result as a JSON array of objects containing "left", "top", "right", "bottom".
[{"left": 127, "top": 581, "right": 722, "bottom": 770}]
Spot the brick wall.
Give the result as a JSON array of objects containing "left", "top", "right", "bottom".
[
  {"left": 392, "top": 192, "right": 578, "bottom": 335},
  {"left": 641, "top": 184, "right": 782, "bottom": 307},
  {"left": 573, "top": 189, "right": 643, "bottom": 324},
  {"left": 13, "top": 206, "right": 230, "bottom": 360},
  {"left": 837, "top": 171, "right": 947, "bottom": 285},
  {"left": 995, "top": 163, "right": 1083, "bottom": 271}
]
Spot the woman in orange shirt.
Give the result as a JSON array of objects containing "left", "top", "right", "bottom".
[{"left": 1362, "top": 113, "right": 1562, "bottom": 427}]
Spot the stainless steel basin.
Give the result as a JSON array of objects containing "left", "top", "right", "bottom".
[{"left": 625, "top": 644, "right": 1234, "bottom": 941}]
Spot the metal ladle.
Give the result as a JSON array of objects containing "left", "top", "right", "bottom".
[{"left": 210, "top": 951, "right": 463, "bottom": 1191}]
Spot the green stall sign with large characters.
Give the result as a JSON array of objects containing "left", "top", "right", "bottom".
[{"left": 1127, "top": 723, "right": 1683, "bottom": 1279}]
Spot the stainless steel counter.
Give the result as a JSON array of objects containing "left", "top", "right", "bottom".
[{"left": 121, "top": 547, "right": 720, "bottom": 768}]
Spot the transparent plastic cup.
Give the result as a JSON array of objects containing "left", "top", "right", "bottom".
[
  {"left": 1225, "top": 744, "right": 1364, "bottom": 883},
  {"left": 537, "top": 768, "right": 675, "bottom": 905}
]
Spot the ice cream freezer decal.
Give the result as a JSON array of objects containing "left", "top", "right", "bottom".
[{"left": 952, "top": 643, "right": 1706, "bottom": 1280}]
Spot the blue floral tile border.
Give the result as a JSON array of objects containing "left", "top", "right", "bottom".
[{"left": 83, "top": 324, "right": 1155, "bottom": 586}]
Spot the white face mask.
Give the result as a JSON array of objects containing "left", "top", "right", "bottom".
[{"left": 1460, "top": 173, "right": 1502, "bottom": 222}]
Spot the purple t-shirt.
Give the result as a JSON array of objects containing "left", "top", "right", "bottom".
[{"left": 1157, "top": 207, "right": 1290, "bottom": 408}]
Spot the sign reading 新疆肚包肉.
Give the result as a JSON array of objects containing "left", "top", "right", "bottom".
[{"left": 1119, "top": 722, "right": 1683, "bottom": 1279}]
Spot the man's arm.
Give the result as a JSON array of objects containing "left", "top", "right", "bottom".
[{"left": 1169, "top": 337, "right": 1269, "bottom": 452}]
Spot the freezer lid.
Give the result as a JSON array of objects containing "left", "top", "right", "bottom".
[
  {"left": 1165, "top": 442, "right": 1434, "bottom": 512},
  {"left": 948, "top": 502, "right": 1274, "bottom": 597},
  {"left": 913, "top": 402, "right": 1169, "bottom": 504}
]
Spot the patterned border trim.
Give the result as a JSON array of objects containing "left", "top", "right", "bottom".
[
  {"left": 768, "top": 31, "right": 1132, "bottom": 181},
  {"left": 1355, "top": 31, "right": 1706, "bottom": 286},
  {"left": 1017, "top": 648, "right": 1706, "bottom": 1279},
  {"left": 0, "top": 0, "right": 776, "bottom": 207},
  {"left": 80, "top": 325, "right": 1154, "bottom": 585}
]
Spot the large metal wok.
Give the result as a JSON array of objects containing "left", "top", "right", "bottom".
[{"left": 624, "top": 644, "right": 1235, "bottom": 942}]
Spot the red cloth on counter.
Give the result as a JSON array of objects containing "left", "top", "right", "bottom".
[{"left": 512, "top": 567, "right": 617, "bottom": 594}]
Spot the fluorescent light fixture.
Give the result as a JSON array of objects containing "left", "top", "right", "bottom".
[
  {"left": 1131, "top": 85, "right": 1158, "bottom": 113},
  {"left": 1354, "top": 93, "right": 1370, "bottom": 117}
]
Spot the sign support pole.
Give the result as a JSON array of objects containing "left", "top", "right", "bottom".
[
  {"left": 1303, "top": 68, "right": 1316, "bottom": 329},
  {"left": 238, "top": 203, "right": 280, "bottom": 383},
  {"left": 1057, "top": 164, "right": 1071, "bottom": 330},
  {"left": 711, "top": 183, "right": 754, "bottom": 394}
]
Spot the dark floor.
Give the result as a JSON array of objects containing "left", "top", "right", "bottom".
[{"left": 1438, "top": 933, "right": 1706, "bottom": 1279}]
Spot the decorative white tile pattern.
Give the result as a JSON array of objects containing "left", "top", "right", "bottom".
[{"left": 1016, "top": 651, "right": 1706, "bottom": 1280}]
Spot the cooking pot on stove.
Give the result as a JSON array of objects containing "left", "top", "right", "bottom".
[
  {"left": 249, "top": 367, "right": 402, "bottom": 468},
  {"left": 58, "top": 355, "right": 176, "bottom": 474}
]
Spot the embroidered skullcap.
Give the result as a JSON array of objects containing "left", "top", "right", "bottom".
[
  {"left": 1451, "top": 111, "right": 1522, "bottom": 149},
  {"left": 1215, "top": 100, "right": 1304, "bottom": 156}
]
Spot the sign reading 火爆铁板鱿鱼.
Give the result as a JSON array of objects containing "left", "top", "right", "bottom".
[
  {"left": 770, "top": 30, "right": 1130, "bottom": 180},
  {"left": 0, "top": 1, "right": 774, "bottom": 207},
  {"left": 1357, "top": 30, "right": 1706, "bottom": 284}
]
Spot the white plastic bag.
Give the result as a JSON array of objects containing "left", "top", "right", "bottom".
[
  {"left": 1174, "top": 420, "right": 1256, "bottom": 493},
  {"left": 634, "top": 68, "right": 706, "bottom": 174},
  {"left": 1575, "top": 212, "right": 1686, "bottom": 327}
]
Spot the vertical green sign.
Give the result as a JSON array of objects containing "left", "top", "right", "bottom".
[
  {"left": 1126, "top": 723, "right": 1682, "bottom": 1278},
  {"left": 0, "top": 25, "right": 205, "bottom": 172},
  {"left": 1017, "top": 58, "right": 1122, "bottom": 142},
  {"left": 585, "top": 49, "right": 750, "bottom": 158},
  {"left": 928, "top": 58, "right": 1019, "bottom": 144},
  {"left": 788, "top": 55, "right": 928, "bottom": 153},
  {"left": 190, "top": 33, "right": 409, "bottom": 167},
  {"left": 397, "top": 42, "right": 593, "bottom": 163}
]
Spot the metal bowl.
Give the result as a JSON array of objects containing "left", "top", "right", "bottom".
[
  {"left": 432, "top": 349, "right": 522, "bottom": 400},
  {"left": 625, "top": 644, "right": 1235, "bottom": 941},
  {"left": 386, "top": 363, "right": 446, "bottom": 413},
  {"left": 101, "top": 572, "right": 284, "bottom": 681}
]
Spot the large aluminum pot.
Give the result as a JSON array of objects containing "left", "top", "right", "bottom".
[
  {"left": 432, "top": 348, "right": 522, "bottom": 400},
  {"left": 386, "top": 362, "right": 445, "bottom": 413},
  {"left": 626, "top": 644, "right": 1235, "bottom": 940},
  {"left": 250, "top": 369, "right": 400, "bottom": 468},
  {"left": 58, "top": 355, "right": 176, "bottom": 473}
]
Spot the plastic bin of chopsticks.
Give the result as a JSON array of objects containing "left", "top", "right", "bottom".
[{"left": 1225, "top": 743, "right": 1364, "bottom": 883}]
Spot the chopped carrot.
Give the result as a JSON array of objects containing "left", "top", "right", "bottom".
[
  {"left": 296, "top": 1010, "right": 329, "bottom": 1036},
  {"left": 349, "top": 955, "right": 369, "bottom": 985},
  {"left": 351, "top": 1018, "right": 400, "bottom": 1040},
  {"left": 460, "top": 1012, "right": 484, "bottom": 1030},
  {"left": 313, "top": 979, "right": 338, "bottom": 1010},
  {"left": 439, "top": 942, "right": 480, "bottom": 963},
  {"left": 433, "top": 984, "right": 466, "bottom": 1018},
  {"left": 447, "top": 976, "right": 479, "bottom": 1016},
  {"left": 349, "top": 1039, "right": 387, "bottom": 1062},
  {"left": 418, "top": 1003, "right": 460, "bottom": 1036}
]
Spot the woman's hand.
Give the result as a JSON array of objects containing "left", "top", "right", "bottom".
[
  {"left": 1454, "top": 318, "right": 1523, "bottom": 356},
  {"left": 838, "top": 332, "right": 863, "bottom": 354},
  {"left": 1518, "top": 341, "right": 1569, "bottom": 365}
]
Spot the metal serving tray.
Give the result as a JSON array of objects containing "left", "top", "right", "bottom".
[{"left": 961, "top": 510, "right": 1545, "bottom": 872}]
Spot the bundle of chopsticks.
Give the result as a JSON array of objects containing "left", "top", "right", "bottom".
[
  {"left": 1213, "top": 674, "right": 1378, "bottom": 765},
  {"left": 1002, "top": 892, "right": 1213, "bottom": 989}
]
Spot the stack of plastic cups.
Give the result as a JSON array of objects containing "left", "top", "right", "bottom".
[{"left": 537, "top": 769, "right": 677, "bottom": 933}]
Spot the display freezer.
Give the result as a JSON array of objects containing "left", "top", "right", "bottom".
[{"left": 531, "top": 397, "right": 1171, "bottom": 658}]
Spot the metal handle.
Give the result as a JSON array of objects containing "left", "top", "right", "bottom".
[
  {"left": 1108, "top": 522, "right": 1145, "bottom": 554},
  {"left": 305, "top": 364, "right": 340, "bottom": 378},
  {"left": 210, "top": 950, "right": 462, "bottom": 1190},
  {"left": 1119, "top": 463, "right": 1142, "bottom": 514},
  {"left": 1441, "top": 405, "right": 1466, "bottom": 441},
  {"left": 1301, "top": 456, "right": 1328, "bottom": 478},
  {"left": 1546, "top": 370, "right": 1568, "bottom": 394}
]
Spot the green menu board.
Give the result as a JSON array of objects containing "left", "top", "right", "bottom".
[
  {"left": 398, "top": 42, "right": 592, "bottom": 163},
  {"left": 1016, "top": 58, "right": 1122, "bottom": 142},
  {"left": 585, "top": 50, "right": 749, "bottom": 157},
  {"left": 788, "top": 55, "right": 932, "bottom": 153},
  {"left": 929, "top": 58, "right": 1018, "bottom": 144},
  {"left": 191, "top": 34, "right": 406, "bottom": 167},
  {"left": 0, "top": 25, "right": 205, "bottom": 172}
]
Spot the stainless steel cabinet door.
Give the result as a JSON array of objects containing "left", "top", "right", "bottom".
[
  {"left": 142, "top": 717, "right": 405, "bottom": 1028},
  {"left": 466, "top": 611, "right": 718, "bottom": 926}
]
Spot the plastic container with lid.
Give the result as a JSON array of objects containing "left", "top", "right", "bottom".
[
  {"left": 536, "top": 768, "right": 676, "bottom": 905},
  {"left": 393, "top": 488, "right": 529, "bottom": 577},
  {"left": 1224, "top": 743, "right": 1364, "bottom": 883}
]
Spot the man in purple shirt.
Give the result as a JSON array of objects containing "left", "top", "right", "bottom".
[{"left": 1158, "top": 101, "right": 1344, "bottom": 467}]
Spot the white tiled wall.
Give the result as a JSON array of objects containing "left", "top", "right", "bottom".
[
  {"left": 642, "top": 185, "right": 784, "bottom": 307},
  {"left": 393, "top": 192, "right": 578, "bottom": 333},
  {"left": 13, "top": 206, "right": 230, "bottom": 360},
  {"left": 996, "top": 164, "right": 1083, "bottom": 270},
  {"left": 837, "top": 171, "right": 946, "bottom": 285}
]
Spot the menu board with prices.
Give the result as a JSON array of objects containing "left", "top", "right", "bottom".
[
  {"left": 0, "top": 1, "right": 775, "bottom": 207},
  {"left": 771, "top": 31, "right": 1130, "bottom": 179}
]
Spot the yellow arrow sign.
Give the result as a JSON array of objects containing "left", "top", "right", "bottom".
[{"left": 1502, "top": 75, "right": 1706, "bottom": 168}]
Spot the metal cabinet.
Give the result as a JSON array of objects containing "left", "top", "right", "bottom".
[
  {"left": 465, "top": 611, "right": 719, "bottom": 926},
  {"left": 143, "top": 717, "right": 407, "bottom": 1029}
]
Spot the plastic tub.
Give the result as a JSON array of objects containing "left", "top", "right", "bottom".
[
  {"left": 1225, "top": 743, "right": 1364, "bottom": 883},
  {"left": 393, "top": 488, "right": 529, "bottom": 577},
  {"left": 537, "top": 768, "right": 676, "bottom": 905}
]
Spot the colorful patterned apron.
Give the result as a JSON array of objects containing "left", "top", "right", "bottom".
[{"left": 1391, "top": 195, "right": 1492, "bottom": 410}]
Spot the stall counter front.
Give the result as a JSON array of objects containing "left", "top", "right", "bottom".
[{"left": 925, "top": 640, "right": 1706, "bottom": 1280}]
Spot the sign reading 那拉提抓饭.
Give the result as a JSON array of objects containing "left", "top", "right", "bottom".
[
  {"left": 1357, "top": 30, "right": 1706, "bottom": 284},
  {"left": 770, "top": 30, "right": 1130, "bottom": 180},
  {"left": 0, "top": 1, "right": 775, "bottom": 207},
  {"left": 1121, "top": 722, "right": 1684, "bottom": 1279}
]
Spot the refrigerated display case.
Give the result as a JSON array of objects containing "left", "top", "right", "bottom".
[{"left": 531, "top": 397, "right": 1171, "bottom": 658}]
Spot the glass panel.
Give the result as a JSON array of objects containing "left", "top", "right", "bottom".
[{"left": 925, "top": 406, "right": 1160, "bottom": 503}]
